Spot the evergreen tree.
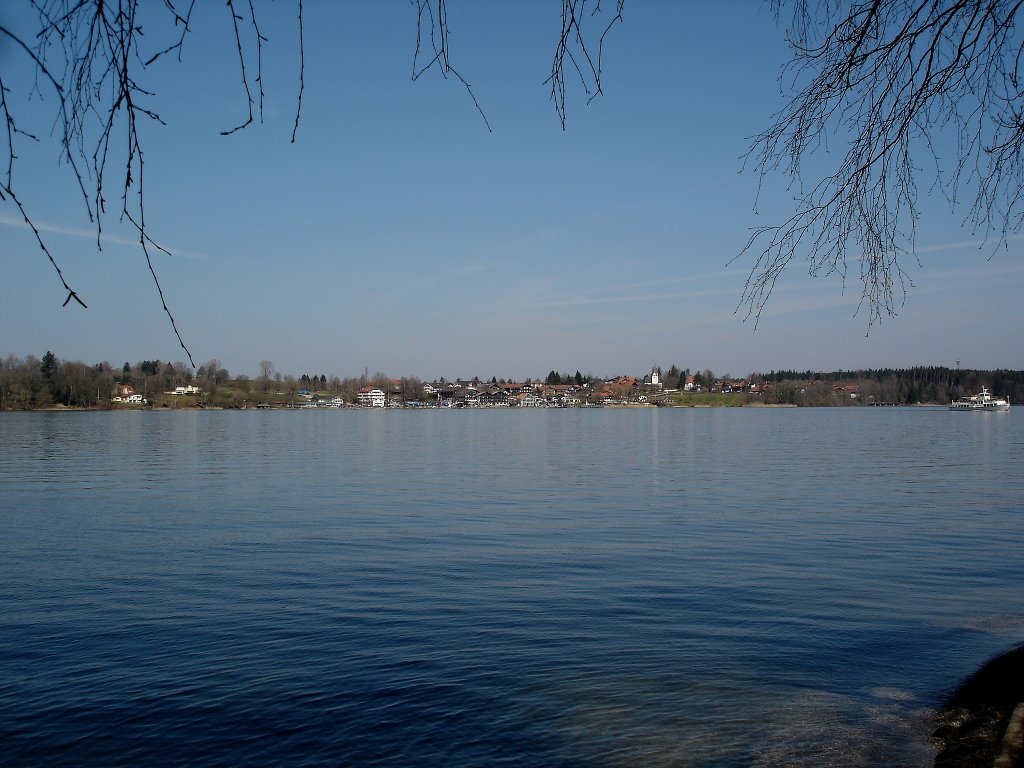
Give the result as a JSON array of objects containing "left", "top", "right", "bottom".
[{"left": 40, "top": 351, "right": 58, "bottom": 379}]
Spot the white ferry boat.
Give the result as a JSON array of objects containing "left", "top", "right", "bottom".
[{"left": 948, "top": 386, "right": 1011, "bottom": 411}]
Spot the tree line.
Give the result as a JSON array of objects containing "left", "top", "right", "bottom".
[
  {"left": 0, "top": 353, "right": 195, "bottom": 410},
  {"left": 0, "top": 354, "right": 424, "bottom": 410},
  {"left": 753, "top": 367, "right": 1024, "bottom": 406}
]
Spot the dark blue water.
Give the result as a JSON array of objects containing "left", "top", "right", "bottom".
[{"left": 2, "top": 408, "right": 1022, "bottom": 766}]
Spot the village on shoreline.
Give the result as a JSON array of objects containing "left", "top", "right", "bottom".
[
  {"left": 2, "top": 353, "right": 1021, "bottom": 411},
  {"left": 233, "top": 372, "right": 821, "bottom": 410}
]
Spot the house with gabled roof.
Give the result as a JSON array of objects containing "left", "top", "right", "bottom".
[
  {"left": 834, "top": 384, "right": 859, "bottom": 399},
  {"left": 478, "top": 386, "right": 510, "bottom": 406},
  {"left": 357, "top": 387, "right": 386, "bottom": 407},
  {"left": 515, "top": 392, "right": 543, "bottom": 407}
]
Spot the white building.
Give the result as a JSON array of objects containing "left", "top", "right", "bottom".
[
  {"left": 515, "top": 392, "right": 543, "bottom": 407},
  {"left": 357, "top": 387, "right": 386, "bottom": 407}
]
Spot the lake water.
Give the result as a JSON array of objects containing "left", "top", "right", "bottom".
[{"left": 1, "top": 407, "right": 1022, "bottom": 766}]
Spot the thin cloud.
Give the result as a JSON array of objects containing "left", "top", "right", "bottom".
[
  {"left": 576, "top": 269, "right": 736, "bottom": 297},
  {"left": 550, "top": 285, "right": 739, "bottom": 308},
  {"left": 497, "top": 268, "right": 744, "bottom": 311},
  {"left": 908, "top": 260, "right": 1024, "bottom": 296},
  {"left": 0, "top": 212, "right": 206, "bottom": 260},
  {"left": 896, "top": 233, "right": 1024, "bottom": 259}
]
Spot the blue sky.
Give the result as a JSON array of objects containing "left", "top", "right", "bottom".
[{"left": 2, "top": 2, "right": 1021, "bottom": 379}]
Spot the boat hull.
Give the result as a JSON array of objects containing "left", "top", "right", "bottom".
[{"left": 948, "top": 402, "right": 1010, "bottom": 411}]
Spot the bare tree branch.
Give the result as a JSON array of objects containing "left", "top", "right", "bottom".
[
  {"left": 19, "top": 0, "right": 1016, "bottom": 348},
  {"left": 291, "top": 0, "right": 304, "bottom": 143},
  {"left": 547, "top": 0, "right": 624, "bottom": 129},
  {"left": 1, "top": 0, "right": 270, "bottom": 366},
  {"left": 411, "top": 0, "right": 493, "bottom": 132},
  {"left": 740, "top": 0, "right": 1024, "bottom": 329},
  {"left": 220, "top": 0, "right": 263, "bottom": 135},
  {"left": 4, "top": 0, "right": 630, "bottom": 364},
  {"left": 143, "top": 0, "right": 196, "bottom": 66},
  {"left": 4, "top": 1, "right": 629, "bottom": 363}
]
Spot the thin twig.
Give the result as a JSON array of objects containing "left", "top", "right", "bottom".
[{"left": 291, "top": 0, "right": 305, "bottom": 142}]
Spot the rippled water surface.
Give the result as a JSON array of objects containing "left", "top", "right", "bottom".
[{"left": 2, "top": 408, "right": 1022, "bottom": 766}]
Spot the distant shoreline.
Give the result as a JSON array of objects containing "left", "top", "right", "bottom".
[{"left": 2, "top": 402, "right": 968, "bottom": 413}]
